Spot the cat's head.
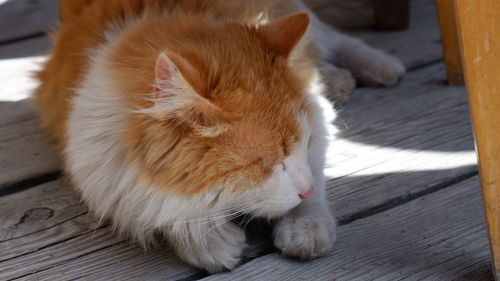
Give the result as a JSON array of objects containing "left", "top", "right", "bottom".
[{"left": 125, "top": 13, "right": 317, "bottom": 218}]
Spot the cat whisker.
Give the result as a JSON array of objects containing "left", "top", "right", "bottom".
[
  {"left": 199, "top": 201, "right": 269, "bottom": 236},
  {"left": 169, "top": 199, "right": 266, "bottom": 225}
]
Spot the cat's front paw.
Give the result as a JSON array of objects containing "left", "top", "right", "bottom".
[
  {"left": 273, "top": 211, "right": 337, "bottom": 260},
  {"left": 320, "top": 62, "right": 356, "bottom": 108},
  {"left": 170, "top": 221, "right": 247, "bottom": 273}
]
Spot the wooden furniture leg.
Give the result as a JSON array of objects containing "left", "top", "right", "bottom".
[
  {"left": 372, "top": 0, "right": 410, "bottom": 30},
  {"left": 435, "top": 0, "right": 464, "bottom": 85},
  {"left": 58, "top": 0, "right": 94, "bottom": 22},
  {"left": 454, "top": 0, "right": 500, "bottom": 279}
]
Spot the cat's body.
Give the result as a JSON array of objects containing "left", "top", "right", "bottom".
[{"left": 34, "top": 0, "right": 404, "bottom": 273}]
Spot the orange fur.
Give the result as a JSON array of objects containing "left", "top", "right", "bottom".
[{"left": 35, "top": 0, "right": 316, "bottom": 195}]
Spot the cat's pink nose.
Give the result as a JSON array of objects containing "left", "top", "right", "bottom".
[{"left": 299, "top": 188, "right": 313, "bottom": 199}]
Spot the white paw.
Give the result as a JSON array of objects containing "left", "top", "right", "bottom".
[
  {"left": 320, "top": 62, "right": 356, "bottom": 107},
  {"left": 339, "top": 44, "right": 406, "bottom": 87},
  {"left": 273, "top": 211, "right": 337, "bottom": 260},
  {"left": 352, "top": 49, "right": 406, "bottom": 87},
  {"left": 171, "top": 221, "right": 247, "bottom": 273}
]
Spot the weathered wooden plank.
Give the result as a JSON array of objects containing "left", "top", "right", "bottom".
[
  {"left": 0, "top": 180, "right": 89, "bottom": 261},
  {"left": 0, "top": 0, "right": 58, "bottom": 43},
  {"left": 0, "top": 103, "right": 59, "bottom": 191},
  {"left": 0, "top": 56, "right": 60, "bottom": 191},
  {"left": 27, "top": 243, "right": 197, "bottom": 281},
  {"left": 0, "top": 180, "right": 197, "bottom": 280},
  {"left": 327, "top": 63, "right": 476, "bottom": 218},
  {"left": 0, "top": 99, "right": 60, "bottom": 191},
  {"left": 0, "top": 35, "right": 51, "bottom": 59},
  {"left": 202, "top": 177, "right": 492, "bottom": 280}
]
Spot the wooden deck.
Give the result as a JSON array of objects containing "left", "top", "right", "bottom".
[{"left": 0, "top": 0, "right": 492, "bottom": 280}]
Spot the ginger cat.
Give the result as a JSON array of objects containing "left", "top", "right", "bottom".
[{"left": 34, "top": 0, "right": 404, "bottom": 273}]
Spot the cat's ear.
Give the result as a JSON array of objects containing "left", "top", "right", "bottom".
[
  {"left": 142, "top": 52, "right": 228, "bottom": 136},
  {"left": 256, "top": 13, "right": 310, "bottom": 58},
  {"left": 153, "top": 51, "right": 204, "bottom": 108}
]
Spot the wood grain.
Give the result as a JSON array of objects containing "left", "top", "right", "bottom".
[
  {"left": 0, "top": 100, "right": 60, "bottom": 191},
  {"left": 435, "top": 0, "right": 464, "bottom": 85},
  {"left": 0, "top": 180, "right": 197, "bottom": 281},
  {"left": 455, "top": 0, "right": 500, "bottom": 278},
  {"left": 203, "top": 177, "right": 492, "bottom": 280},
  {"left": 0, "top": 180, "right": 89, "bottom": 261},
  {"left": 328, "top": 63, "right": 476, "bottom": 219}
]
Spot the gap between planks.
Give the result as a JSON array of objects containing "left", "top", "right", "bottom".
[
  {"left": 0, "top": 32, "right": 46, "bottom": 46},
  {"left": 0, "top": 170, "right": 61, "bottom": 197}
]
